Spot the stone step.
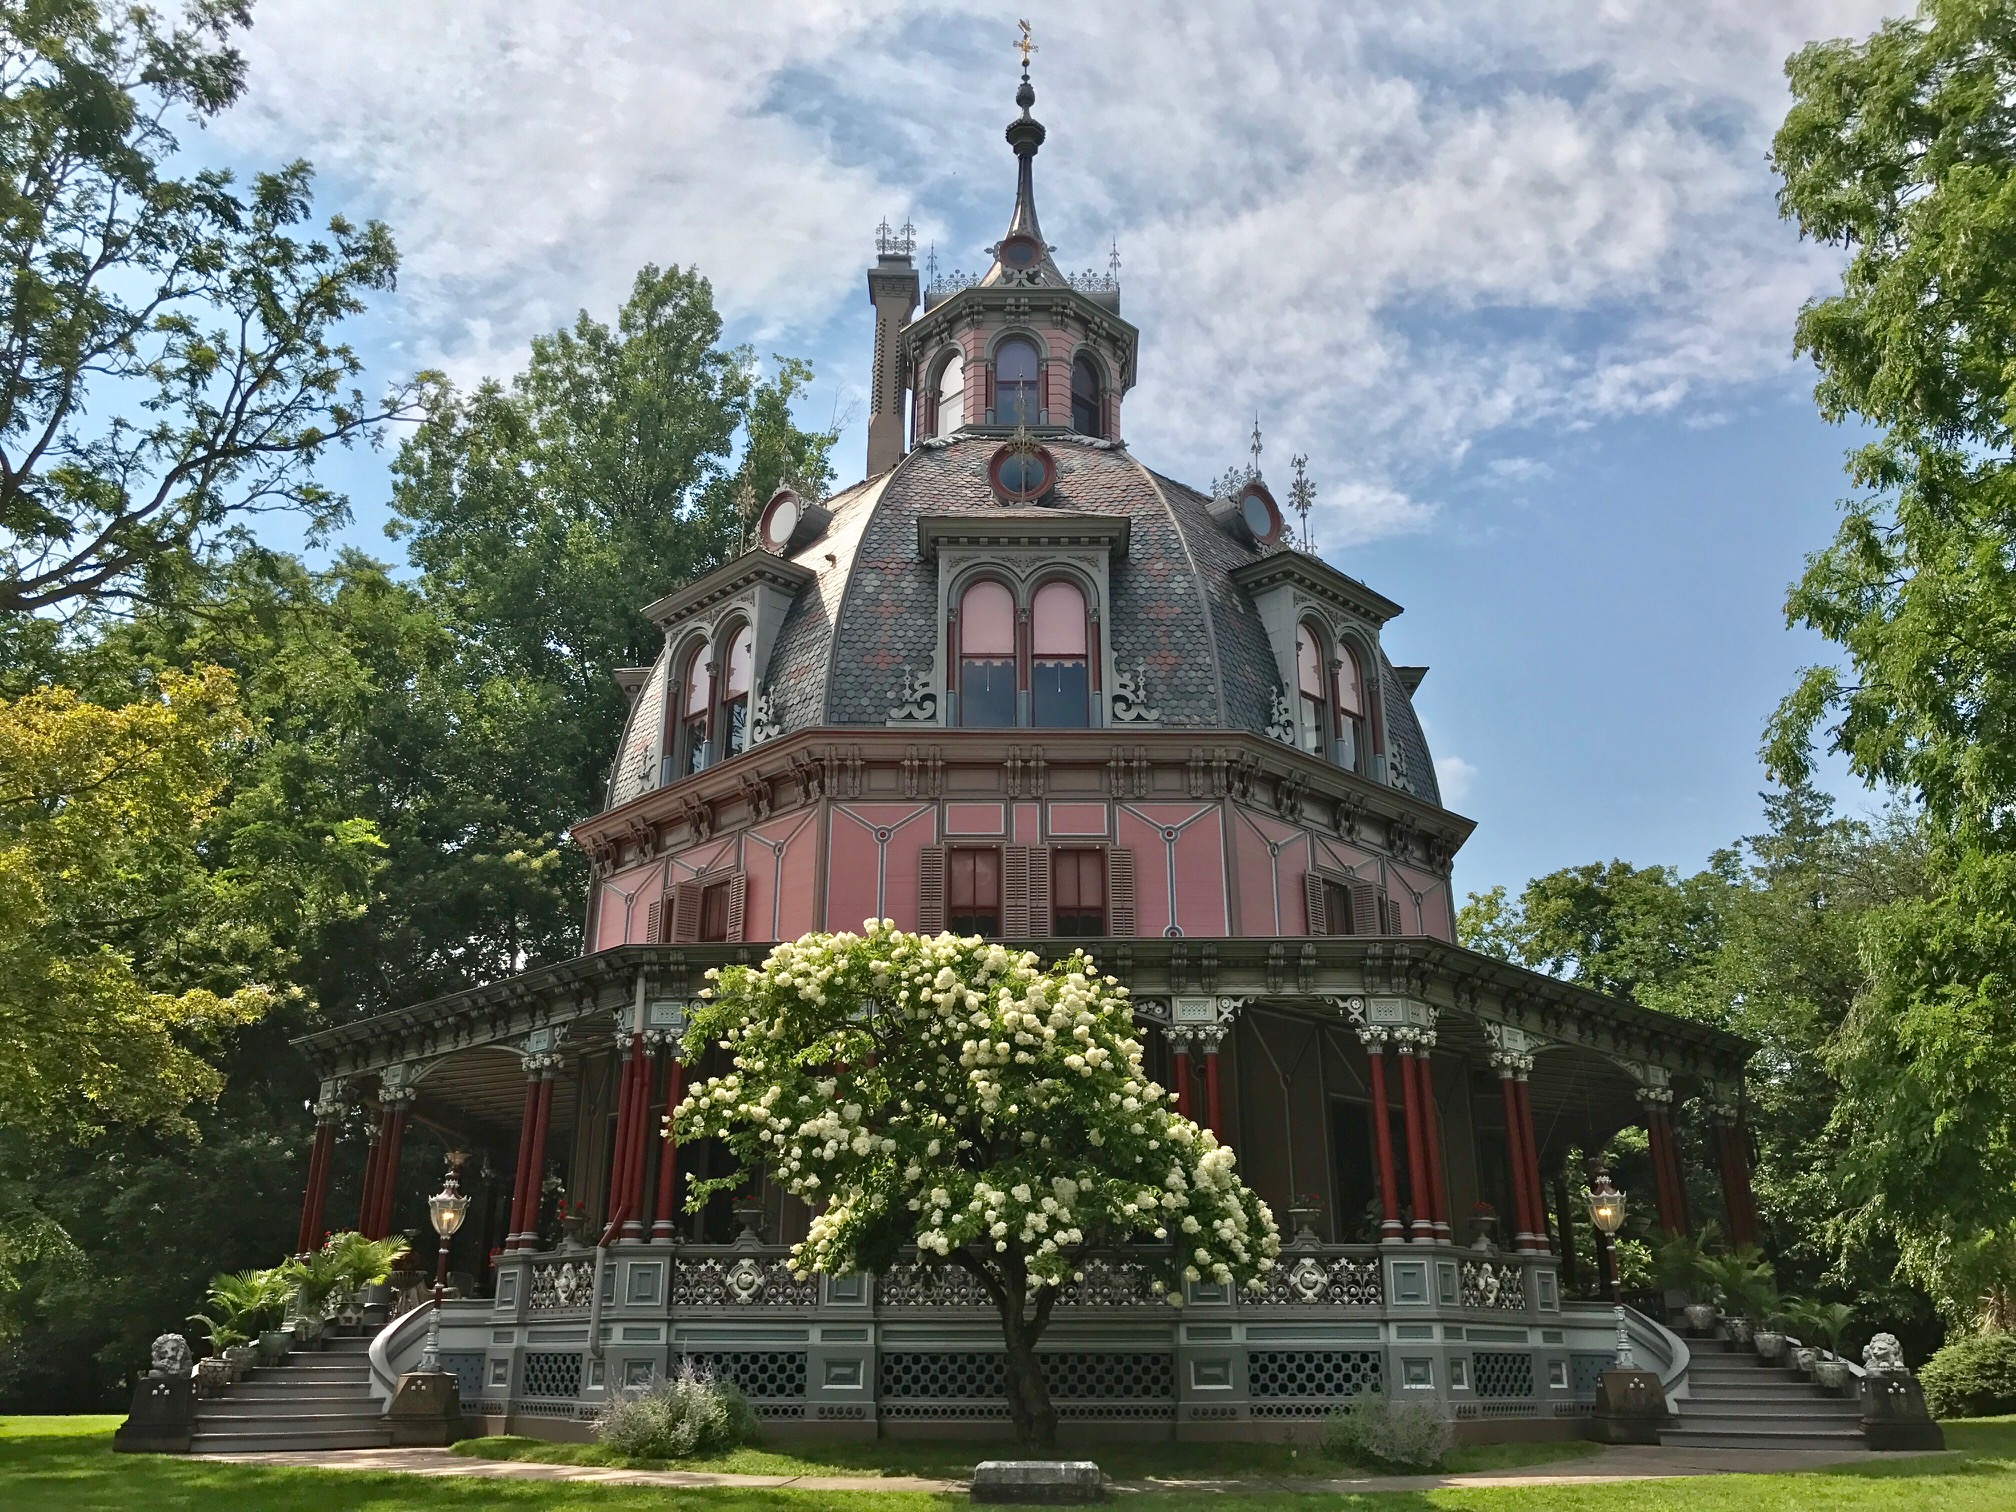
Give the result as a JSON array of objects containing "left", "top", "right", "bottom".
[
  {"left": 1685, "top": 1394, "right": 1860, "bottom": 1414},
  {"left": 228, "top": 1379, "right": 372, "bottom": 1399},
  {"left": 200, "top": 1396, "right": 376, "bottom": 1418},
  {"left": 1664, "top": 1427, "right": 1866, "bottom": 1451},
  {"left": 321, "top": 1336, "right": 375, "bottom": 1354},
  {"left": 187, "top": 1426, "right": 393, "bottom": 1454},
  {"left": 252, "top": 1363, "right": 370, "bottom": 1381},
  {"left": 194, "top": 1409, "right": 384, "bottom": 1430},
  {"left": 1680, "top": 1404, "right": 1862, "bottom": 1424}
]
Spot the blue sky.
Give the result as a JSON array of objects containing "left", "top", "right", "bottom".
[{"left": 204, "top": 0, "right": 1902, "bottom": 902}]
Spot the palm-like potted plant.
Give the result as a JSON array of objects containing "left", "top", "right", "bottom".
[
  {"left": 1779, "top": 1298, "right": 1824, "bottom": 1374},
  {"left": 1754, "top": 1295, "right": 1792, "bottom": 1363},
  {"left": 1807, "top": 1301, "right": 1855, "bottom": 1391},
  {"left": 278, "top": 1242, "right": 351, "bottom": 1345},
  {"left": 1699, "top": 1247, "right": 1776, "bottom": 1347},
  {"left": 190, "top": 1270, "right": 290, "bottom": 1378},
  {"left": 1655, "top": 1228, "right": 1718, "bottom": 1333},
  {"left": 317, "top": 1231, "right": 411, "bottom": 1330}
]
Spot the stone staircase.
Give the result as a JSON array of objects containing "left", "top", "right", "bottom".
[
  {"left": 1665, "top": 1337, "right": 1866, "bottom": 1451},
  {"left": 188, "top": 1334, "right": 391, "bottom": 1453}
]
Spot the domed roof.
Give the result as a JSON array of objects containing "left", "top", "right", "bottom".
[{"left": 749, "top": 434, "right": 1442, "bottom": 808}]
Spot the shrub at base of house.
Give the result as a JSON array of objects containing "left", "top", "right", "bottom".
[
  {"left": 1920, "top": 1332, "right": 2016, "bottom": 1419},
  {"left": 593, "top": 1363, "right": 756, "bottom": 1460},
  {"left": 1320, "top": 1395, "right": 1453, "bottom": 1472}
]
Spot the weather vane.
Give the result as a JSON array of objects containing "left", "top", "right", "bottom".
[
  {"left": 1015, "top": 20, "right": 1037, "bottom": 69},
  {"left": 1289, "top": 454, "right": 1316, "bottom": 551},
  {"left": 1249, "top": 415, "right": 1263, "bottom": 476}
]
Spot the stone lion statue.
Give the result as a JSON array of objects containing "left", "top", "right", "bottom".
[
  {"left": 149, "top": 1333, "right": 193, "bottom": 1378},
  {"left": 1862, "top": 1332, "right": 1907, "bottom": 1373}
]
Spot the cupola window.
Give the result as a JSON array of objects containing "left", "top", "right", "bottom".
[
  {"left": 1070, "top": 354, "right": 1102, "bottom": 436},
  {"left": 1031, "top": 579, "right": 1089, "bottom": 727},
  {"left": 935, "top": 352, "right": 965, "bottom": 439},
  {"left": 957, "top": 580, "right": 1018, "bottom": 727},
  {"left": 1295, "top": 619, "right": 1332, "bottom": 758},
  {"left": 1338, "top": 644, "right": 1367, "bottom": 773},
  {"left": 719, "top": 622, "right": 754, "bottom": 758},
  {"left": 995, "top": 337, "right": 1041, "bottom": 426},
  {"left": 679, "top": 644, "right": 712, "bottom": 775}
]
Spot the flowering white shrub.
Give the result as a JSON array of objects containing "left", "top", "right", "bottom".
[{"left": 672, "top": 922, "right": 1279, "bottom": 1443}]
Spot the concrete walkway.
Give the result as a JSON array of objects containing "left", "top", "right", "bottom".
[{"left": 208, "top": 1441, "right": 1944, "bottom": 1495}]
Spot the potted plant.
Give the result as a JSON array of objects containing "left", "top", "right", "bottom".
[
  {"left": 1754, "top": 1298, "right": 1791, "bottom": 1363},
  {"left": 1806, "top": 1301, "right": 1856, "bottom": 1392},
  {"left": 279, "top": 1238, "right": 345, "bottom": 1346},
  {"left": 1468, "top": 1201, "right": 1499, "bottom": 1251},
  {"left": 191, "top": 1268, "right": 290, "bottom": 1375},
  {"left": 1286, "top": 1193, "right": 1325, "bottom": 1242},
  {"left": 731, "top": 1191, "right": 768, "bottom": 1241},
  {"left": 558, "top": 1197, "right": 593, "bottom": 1247},
  {"left": 1780, "top": 1299, "right": 1823, "bottom": 1373},
  {"left": 315, "top": 1231, "right": 411, "bottom": 1331},
  {"left": 1655, "top": 1229, "right": 1717, "bottom": 1333},
  {"left": 1699, "top": 1247, "right": 1775, "bottom": 1347}
]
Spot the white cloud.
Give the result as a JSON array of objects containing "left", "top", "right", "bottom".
[
  {"left": 219, "top": 1, "right": 1896, "bottom": 529},
  {"left": 1436, "top": 754, "right": 1480, "bottom": 806}
]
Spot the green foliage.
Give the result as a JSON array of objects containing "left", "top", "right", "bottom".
[
  {"left": 678, "top": 925, "right": 1278, "bottom": 1445},
  {"left": 1921, "top": 1332, "right": 2016, "bottom": 1420},
  {"left": 0, "top": 0, "right": 422, "bottom": 613},
  {"left": 310, "top": 1232, "right": 408, "bottom": 1292},
  {"left": 593, "top": 1361, "right": 755, "bottom": 1460},
  {"left": 1457, "top": 860, "right": 1728, "bottom": 998},
  {"left": 1700, "top": 1249, "right": 1778, "bottom": 1323},
  {"left": 1781, "top": 1298, "right": 1855, "bottom": 1354},
  {"left": 1653, "top": 1228, "right": 1716, "bottom": 1301},
  {"left": 1320, "top": 1394, "right": 1453, "bottom": 1472}
]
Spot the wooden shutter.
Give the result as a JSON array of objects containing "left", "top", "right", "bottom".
[
  {"left": 724, "top": 871, "right": 747, "bottom": 942},
  {"left": 671, "top": 880, "right": 703, "bottom": 944},
  {"left": 1348, "top": 879, "right": 1383, "bottom": 937},
  {"left": 1002, "top": 846, "right": 1032, "bottom": 937},
  {"left": 644, "top": 896, "right": 665, "bottom": 945},
  {"left": 1107, "top": 847, "right": 1137, "bottom": 937},
  {"left": 1027, "top": 845, "right": 1052, "bottom": 936},
  {"left": 1303, "top": 871, "right": 1328, "bottom": 936},
  {"left": 917, "top": 845, "right": 946, "bottom": 935}
]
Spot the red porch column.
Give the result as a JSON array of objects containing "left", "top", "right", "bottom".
[
  {"left": 1397, "top": 1038, "right": 1433, "bottom": 1241},
  {"left": 508, "top": 1057, "right": 558, "bottom": 1251},
  {"left": 370, "top": 1090, "right": 414, "bottom": 1240},
  {"left": 295, "top": 1095, "right": 339, "bottom": 1254},
  {"left": 606, "top": 1033, "right": 645, "bottom": 1239},
  {"left": 1714, "top": 1104, "right": 1759, "bottom": 1248},
  {"left": 1642, "top": 1088, "right": 1686, "bottom": 1237},
  {"left": 652, "top": 1052, "right": 687, "bottom": 1243},
  {"left": 622, "top": 1039, "right": 657, "bottom": 1241},
  {"left": 1200, "top": 1026, "right": 1225, "bottom": 1139},
  {"left": 504, "top": 1064, "right": 541, "bottom": 1251},
  {"left": 355, "top": 1114, "right": 388, "bottom": 1237},
  {"left": 1495, "top": 1055, "right": 1541, "bottom": 1251},
  {"left": 1359, "top": 1029, "right": 1405, "bottom": 1242},
  {"left": 1513, "top": 1076, "right": 1550, "bottom": 1254},
  {"left": 1170, "top": 1030, "right": 1193, "bottom": 1122},
  {"left": 1415, "top": 1036, "right": 1452, "bottom": 1240}
]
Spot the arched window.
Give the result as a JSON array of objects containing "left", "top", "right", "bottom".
[
  {"left": 1031, "top": 579, "right": 1090, "bottom": 727},
  {"left": 1295, "top": 620, "right": 1332, "bottom": 758},
  {"left": 1337, "top": 643, "right": 1367, "bottom": 773},
  {"left": 1070, "top": 354, "right": 1102, "bottom": 436},
  {"left": 958, "top": 580, "right": 1017, "bottom": 727},
  {"left": 995, "top": 337, "right": 1040, "bottom": 427},
  {"left": 718, "top": 623, "right": 753, "bottom": 758},
  {"left": 935, "top": 352, "right": 965, "bottom": 439},
  {"left": 679, "top": 643, "right": 712, "bottom": 775}
]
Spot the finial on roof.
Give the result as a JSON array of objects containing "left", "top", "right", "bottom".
[
  {"left": 1004, "top": 21, "right": 1047, "bottom": 243},
  {"left": 1109, "top": 236, "right": 1121, "bottom": 278},
  {"left": 1289, "top": 454, "right": 1316, "bottom": 551},
  {"left": 1250, "top": 415, "right": 1264, "bottom": 475}
]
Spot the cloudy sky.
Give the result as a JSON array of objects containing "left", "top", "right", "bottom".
[{"left": 203, "top": 0, "right": 1904, "bottom": 899}]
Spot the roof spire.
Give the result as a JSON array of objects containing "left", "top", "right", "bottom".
[{"left": 1004, "top": 20, "right": 1047, "bottom": 244}]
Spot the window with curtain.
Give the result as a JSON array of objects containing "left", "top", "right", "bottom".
[
  {"left": 948, "top": 848, "right": 1002, "bottom": 936},
  {"left": 679, "top": 644, "right": 711, "bottom": 775},
  {"left": 1031, "top": 579, "right": 1089, "bottom": 727},
  {"left": 698, "top": 879, "right": 733, "bottom": 942},
  {"left": 995, "top": 337, "right": 1040, "bottom": 426},
  {"left": 935, "top": 352, "right": 965, "bottom": 438},
  {"left": 719, "top": 623, "right": 754, "bottom": 758},
  {"left": 958, "top": 580, "right": 1017, "bottom": 727},
  {"left": 1051, "top": 849, "right": 1106, "bottom": 936},
  {"left": 1070, "top": 354, "right": 1102, "bottom": 436},
  {"left": 1296, "top": 620, "right": 1331, "bottom": 757},
  {"left": 1338, "top": 644, "right": 1367, "bottom": 772}
]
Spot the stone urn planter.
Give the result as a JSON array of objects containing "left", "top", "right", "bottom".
[
  {"left": 1795, "top": 1345, "right": 1820, "bottom": 1375},
  {"left": 560, "top": 1211, "right": 594, "bottom": 1247},
  {"left": 1468, "top": 1212, "right": 1499, "bottom": 1251},
  {"left": 221, "top": 1343, "right": 257, "bottom": 1381},
  {"left": 291, "top": 1309, "right": 325, "bottom": 1347},
  {"left": 1754, "top": 1330, "right": 1788, "bottom": 1363},
  {"left": 1684, "top": 1302, "right": 1718, "bottom": 1335},
  {"left": 1815, "top": 1357, "right": 1852, "bottom": 1393},
  {"left": 194, "top": 1357, "right": 232, "bottom": 1396},
  {"left": 731, "top": 1195, "right": 768, "bottom": 1241},
  {"left": 1725, "top": 1316, "right": 1755, "bottom": 1346},
  {"left": 357, "top": 1282, "right": 392, "bottom": 1330},
  {"left": 256, "top": 1327, "right": 292, "bottom": 1367}
]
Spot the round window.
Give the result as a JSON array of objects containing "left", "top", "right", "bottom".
[
  {"left": 988, "top": 443, "right": 1056, "bottom": 503},
  {"left": 999, "top": 235, "right": 1041, "bottom": 270},
  {"left": 1241, "top": 491, "right": 1272, "bottom": 537},
  {"left": 758, "top": 487, "right": 802, "bottom": 550}
]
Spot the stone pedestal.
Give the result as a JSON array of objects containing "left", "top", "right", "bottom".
[
  {"left": 971, "top": 1461, "right": 1105, "bottom": 1503},
  {"left": 113, "top": 1374, "right": 195, "bottom": 1454},
  {"left": 1861, "top": 1371, "right": 1945, "bottom": 1451},
  {"left": 1583, "top": 1369, "right": 1670, "bottom": 1444},
  {"left": 385, "top": 1369, "right": 468, "bottom": 1447}
]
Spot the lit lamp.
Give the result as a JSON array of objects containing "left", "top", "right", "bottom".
[{"left": 419, "top": 1155, "right": 469, "bottom": 1372}]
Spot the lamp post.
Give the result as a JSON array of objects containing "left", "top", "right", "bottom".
[
  {"left": 1586, "top": 1171, "right": 1626, "bottom": 1307},
  {"left": 419, "top": 1154, "right": 469, "bottom": 1372}
]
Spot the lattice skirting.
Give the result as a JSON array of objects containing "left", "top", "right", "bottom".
[
  {"left": 1570, "top": 1352, "right": 1613, "bottom": 1398},
  {"left": 1472, "top": 1351, "right": 1535, "bottom": 1400},
  {"left": 520, "top": 1351, "right": 583, "bottom": 1399},
  {"left": 879, "top": 1351, "right": 1174, "bottom": 1401},
  {"left": 437, "top": 1350, "right": 486, "bottom": 1404},
  {"left": 1453, "top": 1400, "right": 1540, "bottom": 1419},
  {"left": 683, "top": 1350, "right": 808, "bottom": 1399},
  {"left": 1246, "top": 1349, "right": 1383, "bottom": 1398}
]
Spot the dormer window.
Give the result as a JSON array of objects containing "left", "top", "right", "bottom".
[
  {"left": 958, "top": 580, "right": 1018, "bottom": 727},
  {"left": 1071, "top": 355, "right": 1102, "bottom": 437},
  {"left": 1338, "top": 643, "right": 1368, "bottom": 773},
  {"left": 1031, "top": 579, "right": 1089, "bottom": 727},
  {"left": 1296, "top": 619, "right": 1331, "bottom": 757},
  {"left": 995, "top": 337, "right": 1041, "bottom": 426},
  {"left": 935, "top": 352, "right": 965, "bottom": 438},
  {"left": 719, "top": 622, "right": 753, "bottom": 758},
  {"left": 677, "top": 643, "right": 711, "bottom": 776}
]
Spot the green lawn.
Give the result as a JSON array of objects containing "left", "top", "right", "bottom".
[{"left": 0, "top": 1414, "right": 2013, "bottom": 1510}]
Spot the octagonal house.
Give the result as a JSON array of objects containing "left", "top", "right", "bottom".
[{"left": 294, "top": 64, "right": 1758, "bottom": 1446}]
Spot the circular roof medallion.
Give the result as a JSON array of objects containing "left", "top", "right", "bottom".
[
  {"left": 998, "top": 234, "right": 1042, "bottom": 271},
  {"left": 758, "top": 488, "right": 801, "bottom": 551},
  {"left": 988, "top": 442, "right": 1056, "bottom": 504}
]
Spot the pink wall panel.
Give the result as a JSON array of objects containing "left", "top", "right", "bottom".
[
  {"left": 596, "top": 857, "right": 667, "bottom": 949},
  {"left": 1046, "top": 802, "right": 1108, "bottom": 837},
  {"left": 944, "top": 802, "right": 1005, "bottom": 835},
  {"left": 744, "top": 811, "right": 818, "bottom": 943},
  {"left": 828, "top": 804, "right": 937, "bottom": 931},
  {"left": 1117, "top": 804, "right": 1227, "bottom": 938},
  {"left": 1389, "top": 862, "right": 1454, "bottom": 941},
  {"left": 1013, "top": 802, "right": 1040, "bottom": 845}
]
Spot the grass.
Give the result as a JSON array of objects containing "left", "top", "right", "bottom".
[
  {"left": 450, "top": 1431, "right": 1599, "bottom": 1479},
  {"left": 1, "top": 1413, "right": 2015, "bottom": 1510}
]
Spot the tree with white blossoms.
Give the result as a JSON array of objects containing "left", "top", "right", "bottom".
[{"left": 673, "top": 922, "right": 1280, "bottom": 1449}]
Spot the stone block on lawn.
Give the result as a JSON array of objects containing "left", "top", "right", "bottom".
[{"left": 971, "top": 1460, "right": 1105, "bottom": 1503}]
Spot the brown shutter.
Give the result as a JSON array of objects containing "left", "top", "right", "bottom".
[
  {"left": 1002, "top": 846, "right": 1032, "bottom": 937},
  {"left": 1107, "top": 847, "right": 1137, "bottom": 937},
  {"left": 1304, "top": 871, "right": 1328, "bottom": 936},
  {"left": 671, "top": 880, "right": 703, "bottom": 943},
  {"left": 917, "top": 845, "right": 946, "bottom": 935},
  {"left": 644, "top": 897, "right": 665, "bottom": 945},
  {"left": 1348, "top": 879, "right": 1383, "bottom": 936},
  {"left": 724, "top": 871, "right": 747, "bottom": 942},
  {"left": 1027, "top": 845, "right": 1052, "bottom": 936}
]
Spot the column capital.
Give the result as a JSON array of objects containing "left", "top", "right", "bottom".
[
  {"left": 1390, "top": 1025, "right": 1437, "bottom": 1053},
  {"left": 378, "top": 1084, "right": 420, "bottom": 1109},
  {"left": 1635, "top": 1084, "right": 1676, "bottom": 1108},
  {"left": 1489, "top": 1049, "right": 1535, "bottom": 1078},
  {"left": 1354, "top": 1024, "right": 1390, "bottom": 1049}
]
